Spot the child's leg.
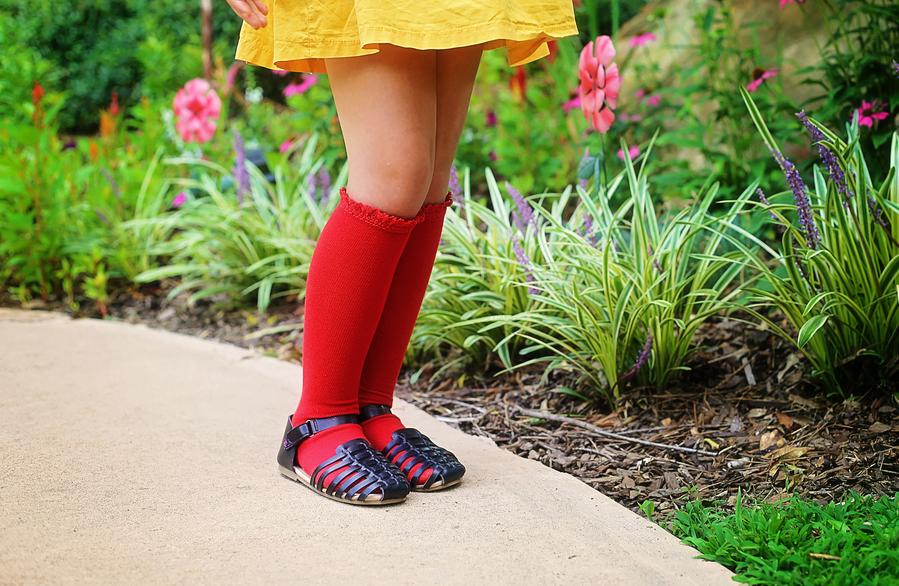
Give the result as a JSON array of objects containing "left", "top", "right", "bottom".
[
  {"left": 357, "top": 46, "right": 483, "bottom": 480},
  {"left": 290, "top": 45, "right": 438, "bottom": 480}
]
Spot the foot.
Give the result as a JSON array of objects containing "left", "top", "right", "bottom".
[
  {"left": 277, "top": 414, "right": 409, "bottom": 504},
  {"left": 359, "top": 405, "right": 466, "bottom": 491}
]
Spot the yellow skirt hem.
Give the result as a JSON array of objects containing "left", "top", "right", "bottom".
[{"left": 235, "top": 20, "right": 579, "bottom": 74}]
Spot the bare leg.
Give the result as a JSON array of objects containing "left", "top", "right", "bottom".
[
  {"left": 424, "top": 45, "right": 483, "bottom": 203},
  {"left": 325, "top": 44, "right": 438, "bottom": 217},
  {"left": 355, "top": 45, "right": 482, "bottom": 491},
  {"left": 284, "top": 46, "right": 443, "bottom": 503}
]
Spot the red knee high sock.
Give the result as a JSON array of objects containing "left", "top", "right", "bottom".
[
  {"left": 292, "top": 187, "right": 422, "bottom": 476},
  {"left": 358, "top": 192, "right": 453, "bottom": 456}
]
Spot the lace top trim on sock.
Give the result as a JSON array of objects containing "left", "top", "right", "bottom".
[
  {"left": 338, "top": 187, "right": 423, "bottom": 233},
  {"left": 417, "top": 191, "right": 454, "bottom": 223}
]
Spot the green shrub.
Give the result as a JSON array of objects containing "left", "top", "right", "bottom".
[
  {"left": 411, "top": 168, "right": 553, "bottom": 377},
  {"left": 806, "top": 0, "right": 899, "bottom": 178},
  {"left": 507, "top": 142, "right": 749, "bottom": 402},
  {"left": 672, "top": 492, "right": 899, "bottom": 586},
  {"left": 726, "top": 89, "right": 899, "bottom": 395},
  {"left": 132, "top": 135, "right": 341, "bottom": 311},
  {"left": 414, "top": 144, "right": 749, "bottom": 403},
  {"left": 0, "top": 99, "right": 170, "bottom": 312},
  {"left": 1, "top": 0, "right": 242, "bottom": 132}
]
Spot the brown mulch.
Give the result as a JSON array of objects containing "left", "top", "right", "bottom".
[
  {"left": 6, "top": 282, "right": 898, "bottom": 517},
  {"left": 398, "top": 319, "right": 899, "bottom": 516}
]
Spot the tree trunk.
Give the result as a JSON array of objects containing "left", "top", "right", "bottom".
[{"left": 201, "top": 0, "right": 213, "bottom": 80}]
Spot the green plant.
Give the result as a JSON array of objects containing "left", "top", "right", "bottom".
[
  {"left": 726, "top": 89, "right": 899, "bottom": 395},
  {"left": 802, "top": 0, "right": 898, "bottom": 177},
  {"left": 132, "top": 136, "right": 342, "bottom": 311},
  {"left": 0, "top": 95, "right": 170, "bottom": 312},
  {"left": 672, "top": 492, "right": 899, "bottom": 585},
  {"left": 503, "top": 142, "right": 749, "bottom": 403},
  {"left": 623, "top": 0, "right": 797, "bottom": 199},
  {"left": 412, "top": 168, "right": 552, "bottom": 376},
  {"left": 1, "top": 0, "right": 242, "bottom": 132}
]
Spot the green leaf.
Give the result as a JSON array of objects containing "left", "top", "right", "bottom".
[{"left": 797, "top": 315, "right": 829, "bottom": 349}]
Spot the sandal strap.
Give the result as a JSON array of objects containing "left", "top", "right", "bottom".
[
  {"left": 383, "top": 428, "right": 465, "bottom": 489},
  {"left": 359, "top": 404, "right": 392, "bottom": 421},
  {"left": 282, "top": 414, "right": 359, "bottom": 450},
  {"left": 311, "top": 439, "right": 409, "bottom": 500}
]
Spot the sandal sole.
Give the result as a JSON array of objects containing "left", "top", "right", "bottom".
[
  {"left": 411, "top": 477, "right": 463, "bottom": 492},
  {"left": 279, "top": 465, "right": 407, "bottom": 506}
]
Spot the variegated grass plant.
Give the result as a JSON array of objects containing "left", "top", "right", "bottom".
[
  {"left": 411, "top": 168, "right": 556, "bottom": 377},
  {"left": 501, "top": 142, "right": 751, "bottom": 404},
  {"left": 130, "top": 135, "right": 344, "bottom": 311},
  {"left": 415, "top": 145, "right": 750, "bottom": 404},
  {"left": 722, "top": 90, "right": 899, "bottom": 395}
]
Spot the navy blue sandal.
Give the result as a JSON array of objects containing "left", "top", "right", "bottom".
[
  {"left": 277, "top": 414, "right": 410, "bottom": 505},
  {"left": 359, "top": 405, "right": 466, "bottom": 492}
]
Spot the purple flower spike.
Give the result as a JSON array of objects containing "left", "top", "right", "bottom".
[
  {"left": 317, "top": 167, "right": 331, "bottom": 201},
  {"left": 306, "top": 172, "right": 318, "bottom": 200},
  {"left": 620, "top": 334, "right": 653, "bottom": 382},
  {"left": 449, "top": 164, "right": 462, "bottom": 195},
  {"left": 797, "top": 111, "right": 852, "bottom": 201},
  {"left": 893, "top": 60, "right": 899, "bottom": 77},
  {"left": 647, "top": 245, "right": 662, "bottom": 273},
  {"left": 232, "top": 129, "right": 250, "bottom": 204},
  {"left": 94, "top": 209, "right": 110, "bottom": 225},
  {"left": 505, "top": 181, "right": 535, "bottom": 233},
  {"left": 101, "top": 168, "right": 121, "bottom": 199},
  {"left": 512, "top": 233, "right": 539, "bottom": 296},
  {"left": 756, "top": 188, "right": 778, "bottom": 221},
  {"left": 772, "top": 149, "right": 821, "bottom": 249}
]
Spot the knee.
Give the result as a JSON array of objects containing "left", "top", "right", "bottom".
[
  {"left": 380, "top": 151, "right": 435, "bottom": 202},
  {"left": 350, "top": 150, "right": 435, "bottom": 218}
]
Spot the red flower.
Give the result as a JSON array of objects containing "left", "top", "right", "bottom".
[
  {"left": 578, "top": 36, "right": 620, "bottom": 133},
  {"left": 546, "top": 40, "right": 559, "bottom": 63},
  {"left": 109, "top": 91, "right": 119, "bottom": 116},
  {"left": 32, "top": 81, "right": 44, "bottom": 106},
  {"left": 509, "top": 66, "right": 527, "bottom": 100}
]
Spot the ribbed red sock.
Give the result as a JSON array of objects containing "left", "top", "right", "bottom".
[
  {"left": 358, "top": 192, "right": 452, "bottom": 481},
  {"left": 292, "top": 187, "right": 422, "bottom": 478}
]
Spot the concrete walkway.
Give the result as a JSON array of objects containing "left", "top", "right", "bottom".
[{"left": 0, "top": 309, "right": 733, "bottom": 585}]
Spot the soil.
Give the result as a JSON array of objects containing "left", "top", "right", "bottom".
[{"left": 6, "top": 281, "right": 897, "bottom": 519}]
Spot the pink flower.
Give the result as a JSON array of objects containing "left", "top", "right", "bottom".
[
  {"left": 634, "top": 88, "right": 646, "bottom": 101},
  {"left": 629, "top": 33, "right": 657, "bottom": 48},
  {"left": 279, "top": 139, "right": 295, "bottom": 154},
  {"left": 562, "top": 95, "right": 581, "bottom": 112},
  {"left": 619, "top": 113, "right": 643, "bottom": 123},
  {"left": 578, "top": 36, "right": 620, "bottom": 134},
  {"left": 644, "top": 94, "right": 661, "bottom": 107},
  {"left": 486, "top": 110, "right": 498, "bottom": 127},
  {"left": 779, "top": 0, "right": 797, "bottom": 7},
  {"left": 172, "top": 192, "right": 187, "bottom": 208},
  {"left": 172, "top": 79, "right": 222, "bottom": 143},
  {"left": 225, "top": 62, "right": 243, "bottom": 90},
  {"left": 283, "top": 75, "right": 318, "bottom": 97},
  {"left": 855, "top": 100, "right": 890, "bottom": 127},
  {"left": 617, "top": 145, "right": 640, "bottom": 160},
  {"left": 746, "top": 69, "right": 778, "bottom": 92}
]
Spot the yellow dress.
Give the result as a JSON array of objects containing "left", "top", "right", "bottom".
[{"left": 235, "top": 1, "right": 579, "bottom": 74}]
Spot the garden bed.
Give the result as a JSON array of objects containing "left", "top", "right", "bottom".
[{"left": 9, "top": 281, "right": 895, "bottom": 519}]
